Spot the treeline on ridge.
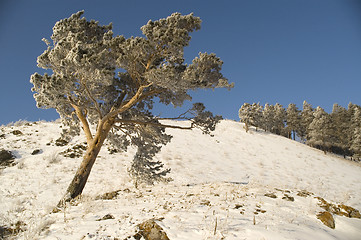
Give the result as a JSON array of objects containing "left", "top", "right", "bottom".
[{"left": 238, "top": 101, "right": 361, "bottom": 160}]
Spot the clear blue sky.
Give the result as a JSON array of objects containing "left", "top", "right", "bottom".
[{"left": 0, "top": 0, "right": 360, "bottom": 124}]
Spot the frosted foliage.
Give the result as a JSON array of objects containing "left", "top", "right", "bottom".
[
  {"left": 30, "top": 11, "right": 232, "bottom": 184},
  {"left": 129, "top": 125, "right": 173, "bottom": 185},
  {"left": 286, "top": 103, "right": 300, "bottom": 132},
  {"left": 238, "top": 103, "right": 262, "bottom": 130},
  {"left": 31, "top": 11, "right": 232, "bottom": 124},
  {"left": 331, "top": 104, "right": 350, "bottom": 151},
  {"left": 351, "top": 108, "right": 361, "bottom": 158},
  {"left": 31, "top": 11, "right": 120, "bottom": 128},
  {"left": 140, "top": 12, "right": 201, "bottom": 63},
  {"left": 273, "top": 103, "right": 286, "bottom": 135},
  {"left": 259, "top": 103, "right": 285, "bottom": 135},
  {"left": 308, "top": 107, "right": 334, "bottom": 150},
  {"left": 262, "top": 104, "right": 275, "bottom": 132},
  {"left": 238, "top": 103, "right": 252, "bottom": 127},
  {"left": 252, "top": 103, "right": 263, "bottom": 128},
  {"left": 299, "top": 101, "right": 314, "bottom": 141},
  {"left": 146, "top": 53, "right": 232, "bottom": 95}
]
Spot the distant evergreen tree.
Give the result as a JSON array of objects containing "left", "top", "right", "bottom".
[
  {"left": 347, "top": 102, "right": 359, "bottom": 132},
  {"left": 262, "top": 103, "right": 275, "bottom": 132},
  {"left": 347, "top": 102, "right": 357, "bottom": 115},
  {"left": 238, "top": 100, "right": 360, "bottom": 160},
  {"left": 299, "top": 101, "right": 314, "bottom": 142},
  {"left": 350, "top": 107, "right": 361, "bottom": 160},
  {"left": 239, "top": 102, "right": 263, "bottom": 132},
  {"left": 286, "top": 103, "right": 301, "bottom": 140},
  {"left": 272, "top": 103, "right": 286, "bottom": 136},
  {"left": 251, "top": 102, "right": 263, "bottom": 130},
  {"left": 239, "top": 103, "right": 253, "bottom": 132},
  {"left": 238, "top": 103, "right": 260, "bottom": 132},
  {"left": 331, "top": 104, "right": 350, "bottom": 157},
  {"left": 308, "top": 106, "right": 334, "bottom": 153}
]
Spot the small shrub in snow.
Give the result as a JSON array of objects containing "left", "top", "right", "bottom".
[
  {"left": 61, "top": 144, "right": 87, "bottom": 158},
  {"left": 54, "top": 138, "right": 68, "bottom": 147},
  {"left": 22, "top": 217, "right": 55, "bottom": 240},
  {"left": 0, "top": 221, "right": 26, "bottom": 239},
  {"left": 5, "top": 120, "right": 29, "bottom": 128},
  {"left": 95, "top": 190, "right": 120, "bottom": 200},
  {"left": 45, "top": 152, "right": 61, "bottom": 164},
  {"left": 17, "top": 161, "right": 25, "bottom": 170}
]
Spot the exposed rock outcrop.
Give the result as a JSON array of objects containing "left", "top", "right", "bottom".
[
  {"left": 0, "top": 149, "right": 15, "bottom": 167},
  {"left": 317, "top": 211, "right": 335, "bottom": 229},
  {"left": 125, "top": 218, "right": 169, "bottom": 240}
]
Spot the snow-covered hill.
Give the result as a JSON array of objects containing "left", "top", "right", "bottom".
[{"left": 0, "top": 119, "right": 360, "bottom": 239}]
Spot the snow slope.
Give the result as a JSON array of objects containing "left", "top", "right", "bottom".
[{"left": 0, "top": 119, "right": 360, "bottom": 239}]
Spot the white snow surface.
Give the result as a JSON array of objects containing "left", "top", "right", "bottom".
[{"left": 0, "top": 119, "right": 360, "bottom": 239}]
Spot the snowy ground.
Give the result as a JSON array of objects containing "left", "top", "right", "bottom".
[{"left": 0, "top": 119, "right": 360, "bottom": 239}]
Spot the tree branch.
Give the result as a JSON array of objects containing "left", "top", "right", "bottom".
[
  {"left": 102, "top": 83, "right": 161, "bottom": 123},
  {"left": 145, "top": 54, "right": 155, "bottom": 71},
  {"left": 136, "top": 88, "right": 164, "bottom": 103},
  {"left": 68, "top": 96, "right": 93, "bottom": 145},
  {"left": 156, "top": 110, "right": 192, "bottom": 121},
  {"left": 110, "top": 91, "right": 127, "bottom": 112},
  {"left": 113, "top": 125, "right": 137, "bottom": 145},
  {"left": 81, "top": 81, "right": 103, "bottom": 118},
  {"left": 116, "top": 119, "right": 193, "bottom": 130}
]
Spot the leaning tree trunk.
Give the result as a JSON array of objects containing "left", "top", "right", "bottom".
[{"left": 58, "top": 120, "right": 113, "bottom": 206}]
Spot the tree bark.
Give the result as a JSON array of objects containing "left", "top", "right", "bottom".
[
  {"left": 244, "top": 122, "right": 249, "bottom": 133},
  {"left": 58, "top": 120, "right": 113, "bottom": 206}
]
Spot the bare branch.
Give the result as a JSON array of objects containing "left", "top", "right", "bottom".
[
  {"left": 156, "top": 110, "right": 192, "bottom": 121},
  {"left": 68, "top": 96, "right": 93, "bottom": 145},
  {"left": 116, "top": 119, "right": 193, "bottom": 130},
  {"left": 103, "top": 83, "right": 161, "bottom": 123},
  {"left": 145, "top": 54, "right": 155, "bottom": 71},
  {"left": 110, "top": 91, "right": 127, "bottom": 112}
]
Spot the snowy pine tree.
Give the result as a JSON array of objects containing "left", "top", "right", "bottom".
[
  {"left": 350, "top": 107, "right": 361, "bottom": 160},
  {"left": 299, "top": 101, "right": 314, "bottom": 142},
  {"left": 251, "top": 103, "right": 263, "bottom": 130},
  {"left": 272, "top": 103, "right": 286, "bottom": 136},
  {"left": 30, "top": 11, "right": 233, "bottom": 204},
  {"left": 346, "top": 103, "right": 360, "bottom": 156},
  {"left": 238, "top": 103, "right": 253, "bottom": 132},
  {"left": 331, "top": 104, "right": 350, "bottom": 157},
  {"left": 307, "top": 106, "right": 334, "bottom": 153},
  {"left": 238, "top": 103, "right": 263, "bottom": 132},
  {"left": 262, "top": 103, "right": 275, "bottom": 132},
  {"left": 286, "top": 103, "right": 301, "bottom": 140}
]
